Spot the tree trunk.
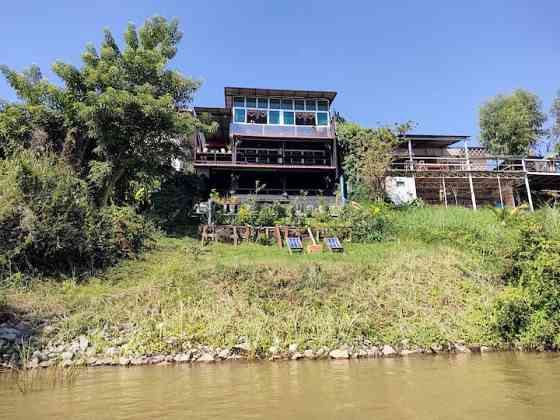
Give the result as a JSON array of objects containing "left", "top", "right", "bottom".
[{"left": 96, "top": 166, "right": 126, "bottom": 208}]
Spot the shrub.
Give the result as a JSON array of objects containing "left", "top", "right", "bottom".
[
  {"left": 0, "top": 152, "right": 154, "bottom": 278},
  {"left": 493, "top": 287, "right": 531, "bottom": 342}
]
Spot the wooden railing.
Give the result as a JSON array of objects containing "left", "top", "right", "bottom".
[
  {"left": 195, "top": 147, "right": 333, "bottom": 167},
  {"left": 389, "top": 157, "right": 527, "bottom": 173}
]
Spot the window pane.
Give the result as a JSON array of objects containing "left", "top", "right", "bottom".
[
  {"left": 281, "top": 99, "right": 293, "bottom": 110},
  {"left": 317, "top": 100, "right": 329, "bottom": 111},
  {"left": 234, "top": 108, "right": 245, "bottom": 123},
  {"left": 283, "top": 111, "right": 294, "bottom": 125},
  {"left": 234, "top": 97, "right": 245, "bottom": 107},
  {"left": 246, "top": 97, "right": 257, "bottom": 108},
  {"left": 317, "top": 112, "right": 329, "bottom": 126},
  {"left": 305, "top": 100, "right": 317, "bottom": 111},
  {"left": 269, "top": 110, "right": 280, "bottom": 124},
  {"left": 270, "top": 98, "right": 281, "bottom": 109},
  {"left": 294, "top": 99, "right": 305, "bottom": 110},
  {"left": 257, "top": 97, "right": 268, "bottom": 109}
]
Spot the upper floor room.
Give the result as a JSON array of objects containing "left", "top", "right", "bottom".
[{"left": 224, "top": 87, "right": 337, "bottom": 140}]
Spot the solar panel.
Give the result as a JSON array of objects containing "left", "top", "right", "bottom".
[
  {"left": 286, "top": 237, "right": 303, "bottom": 253},
  {"left": 324, "top": 237, "right": 343, "bottom": 252}
]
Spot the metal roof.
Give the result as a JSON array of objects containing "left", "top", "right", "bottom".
[
  {"left": 224, "top": 87, "right": 337, "bottom": 107},
  {"left": 400, "top": 134, "right": 469, "bottom": 148}
]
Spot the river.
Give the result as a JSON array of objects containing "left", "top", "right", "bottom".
[{"left": 2, "top": 353, "right": 559, "bottom": 419}]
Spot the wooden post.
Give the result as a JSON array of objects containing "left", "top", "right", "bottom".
[
  {"left": 233, "top": 226, "right": 238, "bottom": 246},
  {"left": 441, "top": 176, "right": 448, "bottom": 208},
  {"left": 497, "top": 174, "right": 504, "bottom": 208},
  {"left": 464, "top": 140, "right": 477, "bottom": 210},
  {"left": 407, "top": 139, "right": 414, "bottom": 171},
  {"left": 274, "top": 225, "right": 282, "bottom": 248},
  {"left": 521, "top": 159, "right": 534, "bottom": 212}
]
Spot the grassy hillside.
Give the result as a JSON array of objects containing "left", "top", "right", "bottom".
[{"left": 4, "top": 207, "right": 519, "bottom": 358}]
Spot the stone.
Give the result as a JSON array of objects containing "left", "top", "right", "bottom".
[
  {"left": 430, "top": 343, "right": 443, "bottom": 354},
  {"left": 400, "top": 349, "right": 420, "bottom": 356},
  {"left": 480, "top": 346, "right": 492, "bottom": 353},
  {"left": 268, "top": 346, "right": 279, "bottom": 355},
  {"left": 131, "top": 357, "right": 148, "bottom": 366},
  {"left": 27, "top": 357, "right": 40, "bottom": 369},
  {"left": 218, "top": 349, "right": 231, "bottom": 359},
  {"left": 174, "top": 352, "right": 192, "bottom": 363},
  {"left": 329, "top": 349, "right": 350, "bottom": 359},
  {"left": 291, "top": 352, "right": 304, "bottom": 360},
  {"left": 303, "top": 349, "right": 315, "bottom": 359},
  {"left": 0, "top": 327, "right": 20, "bottom": 342},
  {"left": 315, "top": 348, "right": 327, "bottom": 359},
  {"left": 454, "top": 343, "right": 470, "bottom": 353},
  {"left": 105, "top": 347, "right": 120, "bottom": 356},
  {"left": 227, "top": 354, "right": 243, "bottom": 361},
  {"left": 288, "top": 343, "right": 298, "bottom": 353},
  {"left": 78, "top": 336, "right": 90, "bottom": 351},
  {"left": 39, "top": 360, "right": 52, "bottom": 368},
  {"left": 149, "top": 355, "right": 165, "bottom": 364},
  {"left": 381, "top": 345, "right": 397, "bottom": 357},
  {"left": 197, "top": 353, "right": 215, "bottom": 363},
  {"left": 61, "top": 351, "right": 74, "bottom": 361},
  {"left": 61, "top": 360, "right": 74, "bottom": 368},
  {"left": 32, "top": 351, "right": 48, "bottom": 362},
  {"left": 232, "top": 343, "right": 250, "bottom": 354}
]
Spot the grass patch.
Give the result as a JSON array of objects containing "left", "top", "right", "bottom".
[{"left": 4, "top": 207, "right": 513, "bottom": 355}]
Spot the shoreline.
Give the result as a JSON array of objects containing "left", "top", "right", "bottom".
[{"left": 2, "top": 340, "right": 534, "bottom": 371}]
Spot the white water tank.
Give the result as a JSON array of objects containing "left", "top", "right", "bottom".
[{"left": 385, "top": 176, "right": 417, "bottom": 205}]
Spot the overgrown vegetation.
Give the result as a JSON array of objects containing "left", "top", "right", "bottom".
[
  {"left": 0, "top": 17, "right": 208, "bottom": 278},
  {"left": 3, "top": 206, "right": 559, "bottom": 357}
]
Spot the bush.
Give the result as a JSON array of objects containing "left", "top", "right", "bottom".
[
  {"left": 493, "top": 287, "right": 531, "bottom": 342},
  {"left": 492, "top": 209, "right": 560, "bottom": 348},
  {"left": 335, "top": 203, "right": 393, "bottom": 242},
  {"left": 0, "top": 152, "right": 154, "bottom": 278}
]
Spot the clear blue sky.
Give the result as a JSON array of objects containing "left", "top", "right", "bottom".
[{"left": 1, "top": 0, "right": 558, "bottom": 143}]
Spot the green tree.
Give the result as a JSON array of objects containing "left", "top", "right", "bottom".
[
  {"left": 550, "top": 91, "right": 560, "bottom": 155},
  {"left": 337, "top": 120, "right": 411, "bottom": 200},
  {"left": 479, "top": 89, "right": 547, "bottom": 155},
  {"left": 0, "top": 17, "right": 208, "bottom": 207}
]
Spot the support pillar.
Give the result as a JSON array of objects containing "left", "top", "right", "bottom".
[
  {"left": 522, "top": 159, "right": 534, "bottom": 212},
  {"left": 497, "top": 174, "right": 504, "bottom": 208},
  {"left": 464, "top": 140, "right": 477, "bottom": 210},
  {"left": 442, "top": 176, "right": 448, "bottom": 208}
]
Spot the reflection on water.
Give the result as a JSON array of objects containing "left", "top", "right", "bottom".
[{"left": 2, "top": 353, "right": 559, "bottom": 420}]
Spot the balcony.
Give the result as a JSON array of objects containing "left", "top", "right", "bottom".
[
  {"left": 194, "top": 147, "right": 335, "bottom": 169},
  {"left": 230, "top": 123, "right": 334, "bottom": 140}
]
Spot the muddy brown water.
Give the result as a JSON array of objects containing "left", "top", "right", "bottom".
[{"left": 1, "top": 353, "right": 559, "bottom": 419}]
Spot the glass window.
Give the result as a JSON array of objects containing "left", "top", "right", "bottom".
[
  {"left": 317, "top": 112, "right": 329, "bottom": 126},
  {"left": 246, "top": 97, "right": 257, "bottom": 108},
  {"left": 234, "top": 108, "right": 245, "bottom": 123},
  {"left": 270, "top": 98, "right": 281, "bottom": 109},
  {"left": 305, "top": 100, "right": 316, "bottom": 111},
  {"left": 281, "top": 99, "right": 293, "bottom": 110},
  {"left": 283, "top": 111, "right": 295, "bottom": 125},
  {"left": 257, "top": 97, "right": 268, "bottom": 109},
  {"left": 317, "top": 100, "right": 329, "bottom": 111},
  {"left": 294, "top": 99, "right": 305, "bottom": 110},
  {"left": 234, "top": 97, "right": 245, "bottom": 107},
  {"left": 269, "top": 110, "right": 280, "bottom": 124}
]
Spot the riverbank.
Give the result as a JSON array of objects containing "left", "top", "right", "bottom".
[{"left": 0, "top": 207, "right": 549, "bottom": 369}]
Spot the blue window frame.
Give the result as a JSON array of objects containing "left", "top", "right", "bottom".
[
  {"left": 234, "top": 108, "right": 245, "bottom": 123},
  {"left": 283, "top": 111, "right": 294, "bottom": 125},
  {"left": 269, "top": 110, "right": 280, "bottom": 124},
  {"left": 246, "top": 97, "right": 257, "bottom": 108},
  {"left": 257, "top": 97, "right": 268, "bottom": 108},
  {"left": 317, "top": 112, "right": 329, "bottom": 126},
  {"left": 234, "top": 97, "right": 245, "bottom": 107},
  {"left": 318, "top": 100, "right": 329, "bottom": 111},
  {"left": 294, "top": 99, "right": 305, "bottom": 110},
  {"left": 270, "top": 98, "right": 281, "bottom": 109},
  {"left": 281, "top": 99, "right": 293, "bottom": 110},
  {"left": 305, "top": 100, "right": 316, "bottom": 111}
]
